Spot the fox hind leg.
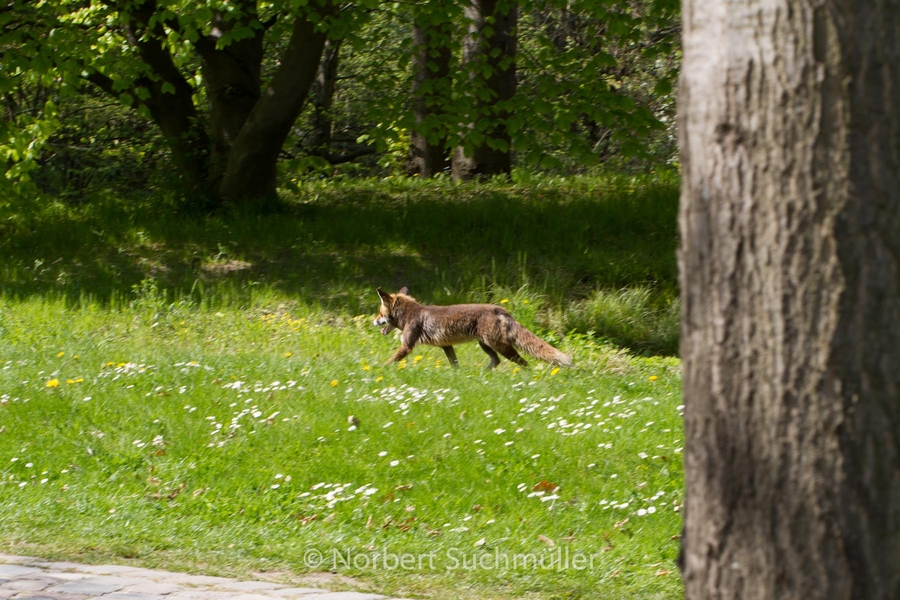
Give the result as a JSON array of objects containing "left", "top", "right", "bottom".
[
  {"left": 497, "top": 346, "right": 528, "bottom": 367},
  {"left": 441, "top": 346, "right": 459, "bottom": 367},
  {"left": 478, "top": 342, "right": 501, "bottom": 370},
  {"left": 495, "top": 343, "right": 528, "bottom": 367}
]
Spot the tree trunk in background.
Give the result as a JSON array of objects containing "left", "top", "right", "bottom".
[
  {"left": 406, "top": 5, "right": 452, "bottom": 178},
  {"left": 679, "top": 0, "right": 900, "bottom": 598},
  {"left": 451, "top": 0, "right": 516, "bottom": 182},
  {"left": 86, "top": 0, "right": 212, "bottom": 202},
  {"left": 195, "top": 5, "right": 265, "bottom": 192},
  {"left": 218, "top": 5, "right": 333, "bottom": 205},
  {"left": 309, "top": 38, "right": 342, "bottom": 159}
]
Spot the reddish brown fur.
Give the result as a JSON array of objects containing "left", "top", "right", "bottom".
[{"left": 374, "top": 288, "right": 573, "bottom": 369}]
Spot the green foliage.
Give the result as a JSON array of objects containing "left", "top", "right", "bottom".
[
  {"left": 514, "top": 0, "right": 680, "bottom": 171},
  {"left": 1, "top": 0, "right": 679, "bottom": 194}
]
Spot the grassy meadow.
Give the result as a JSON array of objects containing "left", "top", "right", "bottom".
[{"left": 0, "top": 174, "right": 684, "bottom": 599}]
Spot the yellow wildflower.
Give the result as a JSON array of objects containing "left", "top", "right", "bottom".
[
  {"left": 66, "top": 379, "right": 74, "bottom": 385},
  {"left": 500, "top": 298, "right": 509, "bottom": 304},
  {"left": 331, "top": 380, "right": 339, "bottom": 387},
  {"left": 649, "top": 375, "right": 659, "bottom": 381},
  {"left": 363, "top": 365, "right": 371, "bottom": 371},
  {"left": 414, "top": 355, "right": 423, "bottom": 362},
  {"left": 284, "top": 352, "right": 293, "bottom": 358},
  {"left": 376, "top": 376, "right": 384, "bottom": 382},
  {"left": 550, "top": 367, "right": 560, "bottom": 376},
  {"left": 57, "top": 352, "right": 64, "bottom": 357},
  {"left": 46, "top": 379, "right": 60, "bottom": 388}
]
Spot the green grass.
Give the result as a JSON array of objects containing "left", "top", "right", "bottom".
[
  {"left": 0, "top": 172, "right": 679, "bottom": 355},
  {"left": 0, "top": 174, "right": 683, "bottom": 599}
]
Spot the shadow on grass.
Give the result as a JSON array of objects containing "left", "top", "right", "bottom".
[{"left": 1, "top": 176, "right": 680, "bottom": 354}]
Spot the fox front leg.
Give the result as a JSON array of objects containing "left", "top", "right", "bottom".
[
  {"left": 386, "top": 345, "right": 413, "bottom": 365},
  {"left": 385, "top": 329, "right": 419, "bottom": 365},
  {"left": 441, "top": 346, "right": 459, "bottom": 367}
]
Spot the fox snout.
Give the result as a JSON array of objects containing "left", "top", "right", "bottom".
[{"left": 373, "top": 315, "right": 394, "bottom": 335}]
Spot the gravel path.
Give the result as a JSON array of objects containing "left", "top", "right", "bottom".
[{"left": 0, "top": 555, "right": 408, "bottom": 600}]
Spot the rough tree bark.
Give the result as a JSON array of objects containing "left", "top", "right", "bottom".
[
  {"left": 451, "top": 0, "right": 517, "bottom": 182},
  {"left": 406, "top": 4, "right": 452, "bottom": 178},
  {"left": 679, "top": 0, "right": 900, "bottom": 598}
]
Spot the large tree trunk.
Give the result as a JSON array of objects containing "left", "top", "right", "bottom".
[
  {"left": 195, "top": 5, "right": 265, "bottom": 191},
  {"left": 679, "top": 0, "right": 900, "bottom": 598},
  {"left": 406, "top": 4, "right": 452, "bottom": 178},
  {"left": 451, "top": 0, "right": 517, "bottom": 182},
  {"left": 218, "top": 6, "right": 332, "bottom": 204}
]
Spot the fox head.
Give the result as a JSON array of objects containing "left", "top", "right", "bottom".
[{"left": 373, "top": 286, "right": 409, "bottom": 335}]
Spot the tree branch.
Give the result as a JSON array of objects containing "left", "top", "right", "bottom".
[{"left": 84, "top": 71, "right": 119, "bottom": 97}]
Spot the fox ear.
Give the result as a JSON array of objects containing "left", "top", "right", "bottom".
[
  {"left": 376, "top": 287, "right": 392, "bottom": 305},
  {"left": 398, "top": 286, "right": 409, "bottom": 295}
]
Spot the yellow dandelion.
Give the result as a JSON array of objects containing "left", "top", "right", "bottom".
[
  {"left": 105, "top": 361, "right": 115, "bottom": 367},
  {"left": 523, "top": 299, "right": 529, "bottom": 304},
  {"left": 550, "top": 367, "right": 560, "bottom": 376},
  {"left": 414, "top": 355, "right": 423, "bottom": 362},
  {"left": 284, "top": 352, "right": 293, "bottom": 358},
  {"left": 513, "top": 367, "right": 519, "bottom": 374},
  {"left": 363, "top": 365, "right": 371, "bottom": 371},
  {"left": 116, "top": 362, "right": 126, "bottom": 368},
  {"left": 500, "top": 298, "right": 509, "bottom": 304},
  {"left": 649, "top": 375, "right": 658, "bottom": 381},
  {"left": 331, "top": 380, "right": 339, "bottom": 387},
  {"left": 46, "top": 379, "right": 60, "bottom": 388},
  {"left": 376, "top": 376, "right": 384, "bottom": 382},
  {"left": 73, "top": 355, "right": 78, "bottom": 360},
  {"left": 57, "top": 352, "right": 64, "bottom": 357},
  {"left": 75, "top": 378, "right": 84, "bottom": 383},
  {"left": 66, "top": 379, "right": 74, "bottom": 385}
]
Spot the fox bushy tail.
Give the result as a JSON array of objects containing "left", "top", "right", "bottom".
[{"left": 510, "top": 322, "right": 573, "bottom": 367}]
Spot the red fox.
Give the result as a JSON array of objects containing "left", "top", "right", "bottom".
[{"left": 373, "top": 287, "right": 573, "bottom": 369}]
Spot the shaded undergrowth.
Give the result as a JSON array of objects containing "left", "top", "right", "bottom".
[{"left": 1, "top": 173, "right": 679, "bottom": 355}]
